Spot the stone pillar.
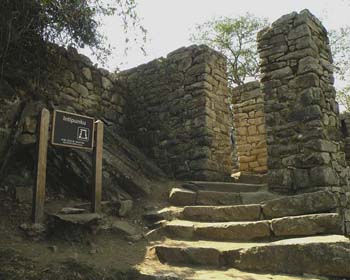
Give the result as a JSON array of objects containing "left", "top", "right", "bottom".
[
  {"left": 258, "top": 10, "right": 348, "bottom": 193},
  {"left": 231, "top": 81, "right": 267, "bottom": 174}
]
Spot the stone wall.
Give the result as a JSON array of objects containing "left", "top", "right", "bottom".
[
  {"left": 231, "top": 81, "right": 267, "bottom": 174},
  {"left": 13, "top": 46, "right": 127, "bottom": 147},
  {"left": 121, "top": 45, "right": 233, "bottom": 180},
  {"left": 257, "top": 9, "right": 348, "bottom": 194},
  {"left": 47, "top": 46, "right": 126, "bottom": 129},
  {"left": 0, "top": 45, "right": 167, "bottom": 201}
]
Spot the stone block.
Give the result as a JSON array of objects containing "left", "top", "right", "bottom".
[
  {"left": 71, "top": 82, "right": 89, "bottom": 97},
  {"left": 196, "top": 191, "right": 241, "bottom": 205},
  {"left": 297, "top": 56, "right": 323, "bottom": 75},
  {"left": 194, "top": 220, "right": 271, "bottom": 241},
  {"left": 305, "top": 139, "right": 337, "bottom": 153},
  {"left": 169, "top": 188, "right": 196, "bottom": 206},
  {"left": 288, "top": 24, "right": 311, "bottom": 40},
  {"left": 183, "top": 204, "right": 262, "bottom": 222},
  {"left": 271, "top": 213, "right": 343, "bottom": 236},
  {"left": 267, "top": 169, "right": 293, "bottom": 190},
  {"left": 101, "top": 76, "right": 113, "bottom": 90},
  {"left": 310, "top": 166, "right": 339, "bottom": 186},
  {"left": 82, "top": 67, "right": 92, "bottom": 81},
  {"left": 262, "top": 191, "right": 339, "bottom": 219}
]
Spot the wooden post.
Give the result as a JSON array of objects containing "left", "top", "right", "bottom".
[
  {"left": 32, "top": 108, "right": 50, "bottom": 223},
  {"left": 92, "top": 120, "right": 103, "bottom": 213}
]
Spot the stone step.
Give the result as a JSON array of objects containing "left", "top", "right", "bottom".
[
  {"left": 261, "top": 190, "right": 340, "bottom": 219},
  {"left": 233, "top": 173, "right": 267, "bottom": 184},
  {"left": 183, "top": 204, "right": 262, "bottom": 222},
  {"left": 160, "top": 213, "right": 343, "bottom": 241},
  {"left": 169, "top": 188, "right": 281, "bottom": 206},
  {"left": 142, "top": 206, "right": 183, "bottom": 225},
  {"left": 182, "top": 181, "right": 266, "bottom": 193},
  {"left": 151, "top": 235, "right": 350, "bottom": 278},
  {"left": 233, "top": 235, "right": 350, "bottom": 278},
  {"left": 182, "top": 191, "right": 341, "bottom": 222},
  {"left": 154, "top": 239, "right": 263, "bottom": 266},
  {"left": 138, "top": 255, "right": 323, "bottom": 280}
]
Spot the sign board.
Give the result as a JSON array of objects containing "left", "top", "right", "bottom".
[{"left": 52, "top": 110, "right": 95, "bottom": 150}]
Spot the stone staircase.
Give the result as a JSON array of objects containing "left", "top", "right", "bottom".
[{"left": 138, "top": 177, "right": 350, "bottom": 279}]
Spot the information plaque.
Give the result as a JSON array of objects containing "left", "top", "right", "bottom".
[{"left": 52, "top": 110, "right": 95, "bottom": 150}]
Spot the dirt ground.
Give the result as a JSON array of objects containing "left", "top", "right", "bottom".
[{"left": 0, "top": 178, "right": 181, "bottom": 279}]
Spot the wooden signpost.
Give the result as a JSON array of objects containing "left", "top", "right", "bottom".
[{"left": 32, "top": 109, "right": 104, "bottom": 223}]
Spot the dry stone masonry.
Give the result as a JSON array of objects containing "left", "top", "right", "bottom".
[
  {"left": 257, "top": 10, "right": 348, "bottom": 194},
  {"left": 14, "top": 46, "right": 127, "bottom": 147},
  {"left": 48, "top": 46, "right": 126, "bottom": 130},
  {"left": 121, "top": 45, "right": 233, "bottom": 180},
  {"left": 231, "top": 81, "right": 267, "bottom": 174}
]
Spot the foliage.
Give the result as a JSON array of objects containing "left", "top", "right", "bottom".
[
  {"left": 329, "top": 26, "right": 350, "bottom": 111},
  {"left": 190, "top": 13, "right": 269, "bottom": 86},
  {"left": 0, "top": 0, "right": 146, "bottom": 89}
]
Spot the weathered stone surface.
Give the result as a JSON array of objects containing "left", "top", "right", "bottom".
[
  {"left": 118, "top": 199, "right": 133, "bottom": 217},
  {"left": 240, "top": 191, "right": 282, "bottom": 204},
  {"left": 271, "top": 213, "right": 343, "bottom": 236},
  {"left": 50, "top": 213, "right": 101, "bottom": 225},
  {"left": 194, "top": 220, "right": 271, "bottom": 241},
  {"left": 310, "top": 166, "right": 339, "bottom": 186},
  {"left": 183, "top": 204, "right": 262, "bottom": 222},
  {"left": 169, "top": 188, "right": 196, "bottom": 206},
  {"left": 82, "top": 67, "right": 92, "bottom": 81},
  {"left": 231, "top": 81, "right": 267, "bottom": 174},
  {"left": 164, "top": 220, "right": 194, "bottom": 239},
  {"left": 71, "top": 82, "right": 89, "bottom": 96},
  {"left": 155, "top": 245, "right": 221, "bottom": 266},
  {"left": 108, "top": 219, "right": 138, "bottom": 236},
  {"left": 233, "top": 235, "right": 350, "bottom": 278},
  {"left": 101, "top": 76, "right": 113, "bottom": 90},
  {"left": 47, "top": 129, "right": 164, "bottom": 198},
  {"left": 196, "top": 191, "right": 241, "bottom": 205},
  {"left": 122, "top": 45, "right": 232, "bottom": 180},
  {"left": 262, "top": 191, "right": 339, "bottom": 219},
  {"left": 182, "top": 181, "right": 264, "bottom": 193},
  {"left": 143, "top": 207, "right": 183, "bottom": 225}
]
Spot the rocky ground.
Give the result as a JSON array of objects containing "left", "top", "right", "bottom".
[{"left": 0, "top": 179, "right": 180, "bottom": 280}]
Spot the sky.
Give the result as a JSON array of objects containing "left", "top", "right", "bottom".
[{"left": 81, "top": 0, "right": 350, "bottom": 71}]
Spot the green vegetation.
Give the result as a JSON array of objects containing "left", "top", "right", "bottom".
[
  {"left": 0, "top": 0, "right": 146, "bottom": 88},
  {"left": 190, "top": 13, "right": 269, "bottom": 86}
]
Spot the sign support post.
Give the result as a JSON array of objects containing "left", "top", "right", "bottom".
[
  {"left": 32, "top": 109, "right": 103, "bottom": 222},
  {"left": 92, "top": 120, "right": 103, "bottom": 213},
  {"left": 32, "top": 108, "right": 50, "bottom": 223}
]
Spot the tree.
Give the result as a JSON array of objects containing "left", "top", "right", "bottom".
[
  {"left": 190, "top": 13, "right": 269, "bottom": 86},
  {"left": 0, "top": 0, "right": 146, "bottom": 88},
  {"left": 329, "top": 26, "right": 350, "bottom": 111}
]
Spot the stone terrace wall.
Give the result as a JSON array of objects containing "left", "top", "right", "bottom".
[
  {"left": 48, "top": 46, "right": 126, "bottom": 127},
  {"left": 13, "top": 45, "right": 127, "bottom": 146},
  {"left": 121, "top": 45, "right": 233, "bottom": 180},
  {"left": 231, "top": 81, "right": 267, "bottom": 174},
  {"left": 258, "top": 10, "right": 348, "bottom": 194}
]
